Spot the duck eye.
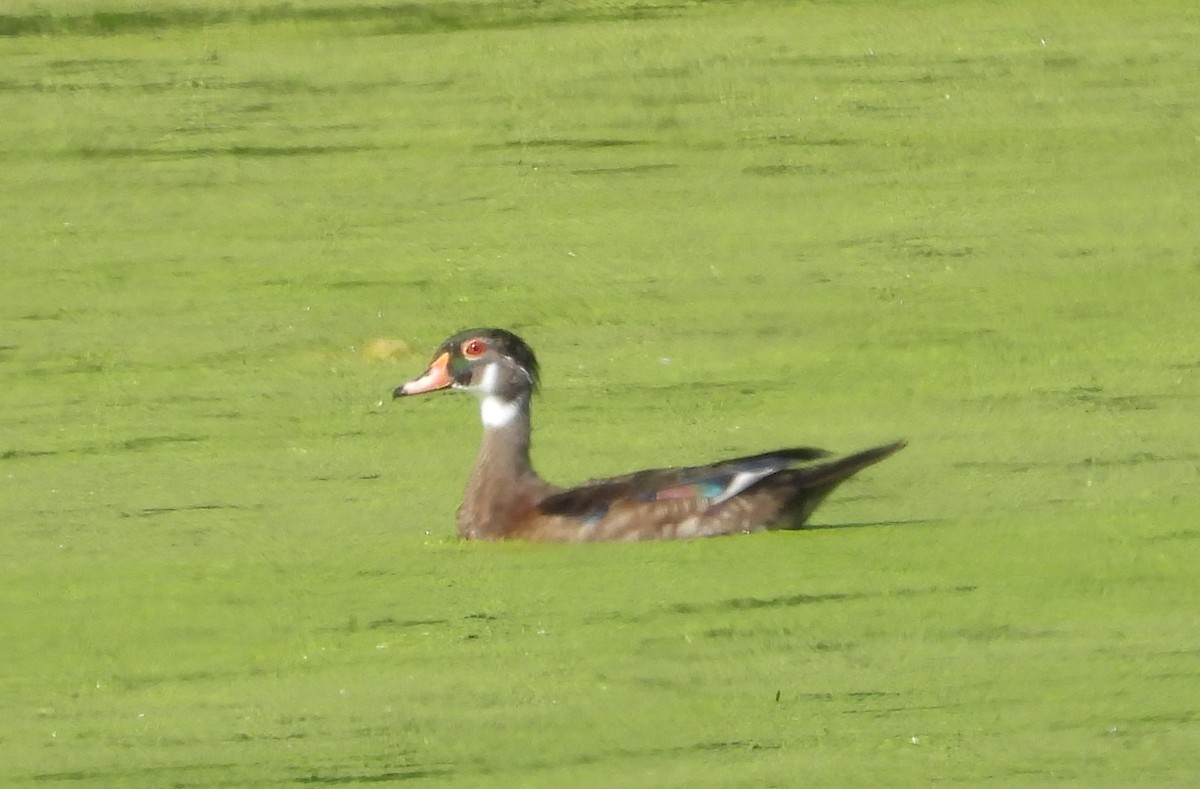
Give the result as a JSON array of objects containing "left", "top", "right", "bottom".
[{"left": 462, "top": 339, "right": 487, "bottom": 358}]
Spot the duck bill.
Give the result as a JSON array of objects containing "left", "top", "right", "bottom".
[{"left": 394, "top": 352, "right": 453, "bottom": 397}]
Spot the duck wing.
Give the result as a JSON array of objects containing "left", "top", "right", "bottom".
[{"left": 537, "top": 446, "right": 831, "bottom": 520}]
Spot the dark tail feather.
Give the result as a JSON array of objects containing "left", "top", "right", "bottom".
[
  {"left": 778, "top": 440, "right": 907, "bottom": 528},
  {"left": 799, "top": 440, "right": 906, "bottom": 489}
]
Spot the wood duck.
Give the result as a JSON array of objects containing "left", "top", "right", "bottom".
[{"left": 393, "top": 328, "right": 905, "bottom": 542}]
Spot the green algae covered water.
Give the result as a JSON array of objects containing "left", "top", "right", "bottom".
[{"left": 2, "top": 1, "right": 1199, "bottom": 785}]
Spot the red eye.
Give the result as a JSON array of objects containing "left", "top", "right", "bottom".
[{"left": 462, "top": 339, "right": 486, "bottom": 358}]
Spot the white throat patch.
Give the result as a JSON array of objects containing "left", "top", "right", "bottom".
[
  {"left": 480, "top": 395, "right": 521, "bottom": 428},
  {"left": 472, "top": 362, "right": 521, "bottom": 428},
  {"left": 477, "top": 361, "right": 502, "bottom": 395}
]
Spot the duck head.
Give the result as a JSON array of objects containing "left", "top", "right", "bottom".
[{"left": 393, "top": 328, "right": 540, "bottom": 427}]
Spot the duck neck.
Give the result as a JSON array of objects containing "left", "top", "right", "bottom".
[
  {"left": 475, "top": 393, "right": 535, "bottom": 478},
  {"left": 458, "top": 393, "right": 544, "bottom": 538}
]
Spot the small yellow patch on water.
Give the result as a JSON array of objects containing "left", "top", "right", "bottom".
[{"left": 360, "top": 337, "right": 413, "bottom": 361}]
